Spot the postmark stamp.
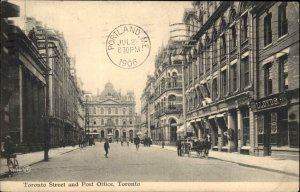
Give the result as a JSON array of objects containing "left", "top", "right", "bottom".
[{"left": 106, "top": 24, "right": 151, "bottom": 69}]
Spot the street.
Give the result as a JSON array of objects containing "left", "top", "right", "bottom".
[{"left": 2, "top": 142, "right": 297, "bottom": 182}]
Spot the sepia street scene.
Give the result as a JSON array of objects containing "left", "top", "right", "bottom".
[{"left": 0, "top": 1, "right": 299, "bottom": 192}]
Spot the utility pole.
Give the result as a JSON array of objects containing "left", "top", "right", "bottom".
[
  {"left": 182, "top": 50, "right": 187, "bottom": 138},
  {"left": 84, "top": 98, "right": 87, "bottom": 137},
  {"left": 147, "top": 100, "right": 151, "bottom": 139},
  {"left": 44, "top": 30, "right": 49, "bottom": 161}
]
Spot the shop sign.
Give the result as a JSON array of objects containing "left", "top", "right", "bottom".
[{"left": 250, "top": 93, "right": 288, "bottom": 112}]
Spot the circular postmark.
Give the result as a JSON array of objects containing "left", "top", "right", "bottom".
[{"left": 106, "top": 24, "right": 151, "bottom": 69}]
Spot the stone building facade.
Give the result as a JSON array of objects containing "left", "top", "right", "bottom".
[
  {"left": 85, "top": 82, "right": 136, "bottom": 141},
  {"left": 26, "top": 17, "right": 83, "bottom": 147},
  {"left": 1, "top": 7, "right": 49, "bottom": 152},
  {"left": 140, "top": 75, "right": 155, "bottom": 139},
  {"left": 152, "top": 40, "right": 185, "bottom": 144},
  {"left": 183, "top": 1, "right": 256, "bottom": 154},
  {"left": 250, "top": 2, "right": 299, "bottom": 159},
  {"left": 182, "top": 1, "right": 299, "bottom": 159}
]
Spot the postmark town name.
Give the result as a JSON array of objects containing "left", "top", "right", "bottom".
[{"left": 106, "top": 24, "right": 151, "bottom": 69}]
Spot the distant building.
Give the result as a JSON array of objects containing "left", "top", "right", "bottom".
[
  {"left": 85, "top": 82, "right": 136, "bottom": 141},
  {"left": 140, "top": 75, "right": 155, "bottom": 139},
  {"left": 151, "top": 39, "right": 185, "bottom": 145}
]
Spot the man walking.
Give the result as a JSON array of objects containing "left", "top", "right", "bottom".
[
  {"left": 134, "top": 136, "right": 140, "bottom": 151},
  {"left": 104, "top": 138, "right": 110, "bottom": 158},
  {"left": 176, "top": 136, "right": 182, "bottom": 157}
]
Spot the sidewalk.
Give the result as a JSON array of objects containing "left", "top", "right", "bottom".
[
  {"left": 152, "top": 145, "right": 299, "bottom": 177},
  {"left": 0, "top": 146, "right": 79, "bottom": 177}
]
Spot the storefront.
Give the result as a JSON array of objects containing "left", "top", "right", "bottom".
[{"left": 251, "top": 92, "right": 299, "bottom": 159}]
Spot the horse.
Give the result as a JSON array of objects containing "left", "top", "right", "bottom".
[{"left": 194, "top": 138, "right": 211, "bottom": 158}]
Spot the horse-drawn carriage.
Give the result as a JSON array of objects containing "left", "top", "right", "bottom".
[{"left": 181, "top": 137, "right": 211, "bottom": 158}]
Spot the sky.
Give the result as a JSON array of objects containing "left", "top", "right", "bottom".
[{"left": 9, "top": 0, "right": 192, "bottom": 112}]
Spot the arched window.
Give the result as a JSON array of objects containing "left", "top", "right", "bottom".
[
  {"left": 219, "top": 19, "right": 227, "bottom": 58},
  {"left": 229, "top": 9, "right": 237, "bottom": 49},
  {"left": 108, "top": 107, "right": 111, "bottom": 114},
  {"left": 101, "top": 119, "right": 104, "bottom": 125},
  {"left": 123, "top": 120, "right": 127, "bottom": 125},
  {"left": 212, "top": 29, "right": 218, "bottom": 65},
  {"left": 161, "top": 78, "right": 165, "bottom": 92},
  {"left": 115, "top": 108, "right": 118, "bottom": 114},
  {"left": 240, "top": 3, "right": 249, "bottom": 42},
  {"left": 205, "top": 35, "right": 211, "bottom": 71},
  {"left": 172, "top": 72, "right": 177, "bottom": 87},
  {"left": 194, "top": 91, "right": 198, "bottom": 108},
  {"left": 115, "top": 118, "right": 119, "bottom": 125},
  {"left": 129, "top": 119, "right": 132, "bottom": 125},
  {"left": 123, "top": 108, "right": 126, "bottom": 115},
  {"left": 220, "top": 34, "right": 226, "bottom": 57},
  {"left": 129, "top": 108, "right": 133, "bottom": 114},
  {"left": 198, "top": 41, "right": 204, "bottom": 75},
  {"left": 168, "top": 95, "right": 176, "bottom": 109},
  {"left": 101, "top": 107, "right": 104, "bottom": 114}
]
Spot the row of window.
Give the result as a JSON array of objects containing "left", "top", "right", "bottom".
[
  {"left": 89, "top": 107, "right": 133, "bottom": 115},
  {"left": 90, "top": 118, "right": 133, "bottom": 125},
  {"left": 264, "top": 55, "right": 288, "bottom": 96},
  {"left": 264, "top": 3, "right": 288, "bottom": 47}
]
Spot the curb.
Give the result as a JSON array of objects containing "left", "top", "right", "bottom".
[
  {"left": 0, "top": 147, "right": 80, "bottom": 179},
  {"left": 153, "top": 145, "right": 299, "bottom": 177}
]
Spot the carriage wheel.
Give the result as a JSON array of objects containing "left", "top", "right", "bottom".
[{"left": 13, "top": 159, "right": 19, "bottom": 169}]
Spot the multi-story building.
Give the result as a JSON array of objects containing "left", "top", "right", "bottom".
[
  {"left": 0, "top": 1, "right": 20, "bottom": 147},
  {"left": 26, "top": 17, "right": 82, "bottom": 147},
  {"left": 250, "top": 2, "right": 299, "bottom": 159},
  {"left": 85, "top": 82, "right": 136, "bottom": 141},
  {"left": 152, "top": 40, "right": 184, "bottom": 145},
  {"left": 141, "top": 75, "right": 155, "bottom": 139},
  {"left": 183, "top": 1, "right": 255, "bottom": 154},
  {"left": 183, "top": 1, "right": 299, "bottom": 158},
  {"left": 1, "top": 5, "right": 50, "bottom": 152}
]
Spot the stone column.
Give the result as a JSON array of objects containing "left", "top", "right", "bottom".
[
  {"left": 249, "top": 109, "right": 255, "bottom": 155},
  {"left": 227, "top": 112, "right": 236, "bottom": 152},
  {"left": 19, "top": 65, "right": 23, "bottom": 143},
  {"left": 237, "top": 109, "right": 243, "bottom": 153},
  {"left": 215, "top": 118, "right": 222, "bottom": 151}
]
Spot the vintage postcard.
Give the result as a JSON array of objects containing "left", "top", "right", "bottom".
[{"left": 0, "top": 1, "right": 299, "bottom": 192}]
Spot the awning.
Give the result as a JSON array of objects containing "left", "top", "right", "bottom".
[
  {"left": 216, "top": 113, "right": 224, "bottom": 118},
  {"left": 208, "top": 115, "right": 215, "bottom": 119},
  {"left": 196, "top": 118, "right": 202, "bottom": 122}
]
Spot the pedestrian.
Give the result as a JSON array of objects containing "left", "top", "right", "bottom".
[
  {"left": 134, "top": 135, "right": 140, "bottom": 151},
  {"left": 104, "top": 138, "right": 110, "bottom": 158},
  {"left": 3, "top": 135, "right": 15, "bottom": 165},
  {"left": 176, "top": 136, "right": 182, "bottom": 157},
  {"left": 116, "top": 138, "right": 119, "bottom": 144},
  {"left": 205, "top": 134, "right": 211, "bottom": 159},
  {"left": 126, "top": 137, "right": 129, "bottom": 147},
  {"left": 162, "top": 139, "right": 165, "bottom": 148},
  {"left": 121, "top": 138, "right": 124, "bottom": 146}
]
